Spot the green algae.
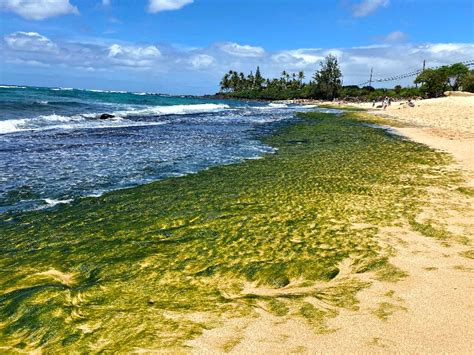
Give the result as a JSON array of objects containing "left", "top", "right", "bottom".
[
  {"left": 0, "top": 111, "right": 459, "bottom": 351},
  {"left": 221, "top": 336, "right": 243, "bottom": 352},
  {"left": 371, "top": 302, "right": 407, "bottom": 321},
  {"left": 457, "top": 186, "right": 474, "bottom": 197},
  {"left": 409, "top": 218, "right": 469, "bottom": 245},
  {"left": 316, "top": 104, "right": 367, "bottom": 112},
  {"left": 459, "top": 249, "right": 474, "bottom": 259},
  {"left": 298, "top": 302, "right": 337, "bottom": 333}
]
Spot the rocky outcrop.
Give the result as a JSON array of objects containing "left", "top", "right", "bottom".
[{"left": 99, "top": 113, "right": 115, "bottom": 120}]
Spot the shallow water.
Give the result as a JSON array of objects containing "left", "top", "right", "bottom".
[{"left": 0, "top": 85, "right": 320, "bottom": 213}]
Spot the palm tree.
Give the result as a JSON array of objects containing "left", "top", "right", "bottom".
[
  {"left": 220, "top": 73, "right": 230, "bottom": 92},
  {"left": 298, "top": 71, "right": 305, "bottom": 82}
]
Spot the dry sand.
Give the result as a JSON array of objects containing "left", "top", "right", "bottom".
[
  {"left": 355, "top": 96, "right": 474, "bottom": 172},
  {"left": 187, "top": 96, "right": 474, "bottom": 353}
]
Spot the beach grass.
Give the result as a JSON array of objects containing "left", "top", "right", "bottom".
[{"left": 0, "top": 111, "right": 458, "bottom": 351}]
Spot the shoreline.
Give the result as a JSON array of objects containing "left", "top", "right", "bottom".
[
  {"left": 1, "top": 107, "right": 473, "bottom": 352},
  {"left": 188, "top": 100, "right": 474, "bottom": 353},
  {"left": 316, "top": 96, "right": 474, "bottom": 174}
]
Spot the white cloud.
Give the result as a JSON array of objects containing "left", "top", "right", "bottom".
[
  {"left": 217, "top": 42, "right": 266, "bottom": 57},
  {"left": 379, "top": 31, "right": 408, "bottom": 43},
  {"left": 1, "top": 0, "right": 79, "bottom": 20},
  {"left": 4, "top": 32, "right": 58, "bottom": 53},
  {"left": 427, "top": 43, "right": 463, "bottom": 53},
  {"left": 148, "top": 0, "right": 193, "bottom": 13},
  {"left": 272, "top": 49, "right": 323, "bottom": 69},
  {"left": 189, "top": 54, "right": 215, "bottom": 69},
  {"left": 107, "top": 44, "right": 162, "bottom": 67},
  {"left": 6, "top": 58, "right": 51, "bottom": 67},
  {"left": 2, "top": 30, "right": 473, "bottom": 92},
  {"left": 352, "top": 0, "right": 389, "bottom": 17}
]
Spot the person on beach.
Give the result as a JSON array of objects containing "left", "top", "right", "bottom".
[{"left": 382, "top": 96, "right": 389, "bottom": 110}]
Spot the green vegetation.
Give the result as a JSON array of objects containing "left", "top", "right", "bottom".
[
  {"left": 0, "top": 111, "right": 459, "bottom": 351},
  {"left": 414, "top": 63, "right": 471, "bottom": 97},
  {"left": 459, "top": 70, "right": 474, "bottom": 92},
  {"left": 312, "top": 54, "right": 342, "bottom": 100},
  {"left": 218, "top": 58, "right": 472, "bottom": 100},
  {"left": 218, "top": 55, "right": 342, "bottom": 100}
]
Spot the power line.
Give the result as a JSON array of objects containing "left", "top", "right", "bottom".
[{"left": 357, "top": 59, "right": 474, "bottom": 87}]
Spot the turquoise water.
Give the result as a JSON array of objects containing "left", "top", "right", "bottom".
[{"left": 0, "top": 85, "right": 317, "bottom": 213}]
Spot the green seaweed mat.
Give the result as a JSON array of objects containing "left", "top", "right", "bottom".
[{"left": 0, "top": 111, "right": 456, "bottom": 351}]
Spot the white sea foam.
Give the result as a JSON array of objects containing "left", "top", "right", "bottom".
[
  {"left": 0, "top": 113, "right": 167, "bottom": 135},
  {"left": 86, "top": 89, "right": 127, "bottom": 93},
  {"left": 0, "top": 103, "right": 237, "bottom": 135},
  {"left": 0, "top": 85, "right": 27, "bottom": 89},
  {"left": 268, "top": 103, "right": 289, "bottom": 108},
  {"left": 254, "top": 103, "right": 290, "bottom": 110},
  {"left": 44, "top": 198, "right": 73, "bottom": 207},
  {"left": 0, "top": 119, "right": 28, "bottom": 134},
  {"left": 113, "top": 103, "right": 230, "bottom": 117}
]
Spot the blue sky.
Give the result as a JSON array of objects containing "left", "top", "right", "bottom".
[{"left": 1, "top": 0, "right": 473, "bottom": 94}]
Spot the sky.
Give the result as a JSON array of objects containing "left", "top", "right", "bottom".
[{"left": 1, "top": 0, "right": 473, "bottom": 94}]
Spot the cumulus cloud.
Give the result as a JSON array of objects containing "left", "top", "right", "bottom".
[
  {"left": 148, "top": 0, "right": 193, "bottom": 13},
  {"left": 352, "top": 0, "right": 389, "bottom": 17},
  {"left": 0, "top": 0, "right": 79, "bottom": 20},
  {"left": 189, "top": 54, "right": 215, "bottom": 69},
  {"left": 4, "top": 31, "right": 58, "bottom": 53},
  {"left": 108, "top": 44, "right": 161, "bottom": 67},
  {"left": 378, "top": 31, "right": 408, "bottom": 43},
  {"left": 217, "top": 42, "right": 266, "bottom": 57},
  {"left": 272, "top": 49, "right": 323, "bottom": 69}
]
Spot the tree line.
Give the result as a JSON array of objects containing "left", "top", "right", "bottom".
[
  {"left": 218, "top": 55, "right": 474, "bottom": 100},
  {"left": 219, "top": 55, "right": 341, "bottom": 100}
]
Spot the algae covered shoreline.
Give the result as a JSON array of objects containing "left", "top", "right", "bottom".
[{"left": 0, "top": 110, "right": 462, "bottom": 351}]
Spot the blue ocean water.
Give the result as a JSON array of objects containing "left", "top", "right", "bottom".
[{"left": 0, "top": 85, "right": 318, "bottom": 214}]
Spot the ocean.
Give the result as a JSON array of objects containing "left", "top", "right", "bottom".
[{"left": 0, "top": 85, "right": 319, "bottom": 214}]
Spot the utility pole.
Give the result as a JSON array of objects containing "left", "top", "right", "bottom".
[
  {"left": 416, "top": 60, "right": 426, "bottom": 89},
  {"left": 368, "top": 67, "right": 373, "bottom": 87}
]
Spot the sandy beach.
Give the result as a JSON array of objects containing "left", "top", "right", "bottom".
[
  {"left": 354, "top": 96, "right": 474, "bottom": 171},
  {"left": 189, "top": 96, "right": 474, "bottom": 353}
]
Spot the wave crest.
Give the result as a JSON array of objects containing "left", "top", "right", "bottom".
[{"left": 113, "top": 103, "right": 230, "bottom": 117}]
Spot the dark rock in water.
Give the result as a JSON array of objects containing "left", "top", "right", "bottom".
[{"left": 99, "top": 113, "right": 115, "bottom": 120}]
